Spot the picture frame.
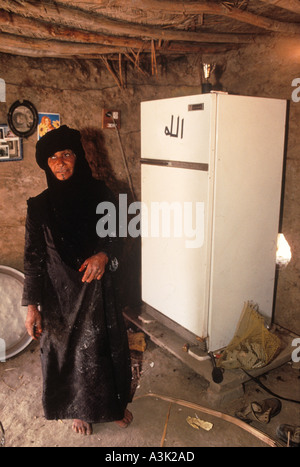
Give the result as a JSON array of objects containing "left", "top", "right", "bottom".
[
  {"left": 7, "top": 100, "right": 38, "bottom": 138},
  {"left": 0, "top": 124, "right": 23, "bottom": 162},
  {"left": 0, "top": 141, "right": 9, "bottom": 160},
  {"left": 37, "top": 113, "right": 60, "bottom": 140}
]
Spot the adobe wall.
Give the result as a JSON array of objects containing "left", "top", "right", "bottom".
[{"left": 0, "top": 35, "right": 298, "bottom": 333}]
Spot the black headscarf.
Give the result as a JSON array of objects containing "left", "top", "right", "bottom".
[{"left": 36, "top": 125, "right": 104, "bottom": 270}]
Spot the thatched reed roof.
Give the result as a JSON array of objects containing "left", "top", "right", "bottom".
[{"left": 0, "top": 0, "right": 299, "bottom": 61}]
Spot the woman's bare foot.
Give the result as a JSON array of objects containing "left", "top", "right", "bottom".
[
  {"left": 72, "top": 419, "right": 92, "bottom": 435},
  {"left": 115, "top": 409, "right": 133, "bottom": 428}
]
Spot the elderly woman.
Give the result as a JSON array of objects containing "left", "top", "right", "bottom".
[{"left": 22, "top": 125, "right": 132, "bottom": 435}]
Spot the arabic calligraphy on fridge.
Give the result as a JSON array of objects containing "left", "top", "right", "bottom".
[{"left": 140, "top": 92, "right": 286, "bottom": 352}]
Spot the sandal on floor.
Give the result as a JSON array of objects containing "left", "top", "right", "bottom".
[
  {"left": 276, "top": 424, "right": 300, "bottom": 447},
  {"left": 235, "top": 404, "right": 254, "bottom": 424},
  {"left": 236, "top": 398, "right": 281, "bottom": 424},
  {"left": 251, "top": 398, "right": 282, "bottom": 423}
]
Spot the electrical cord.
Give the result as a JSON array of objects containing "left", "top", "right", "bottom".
[
  {"left": 106, "top": 112, "right": 136, "bottom": 202},
  {"left": 242, "top": 369, "right": 300, "bottom": 404}
]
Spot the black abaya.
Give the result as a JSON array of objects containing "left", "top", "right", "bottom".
[{"left": 22, "top": 183, "right": 132, "bottom": 424}]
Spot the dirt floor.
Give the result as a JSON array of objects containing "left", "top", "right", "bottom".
[{"left": 0, "top": 333, "right": 299, "bottom": 449}]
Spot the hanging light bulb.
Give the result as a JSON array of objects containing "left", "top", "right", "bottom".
[
  {"left": 276, "top": 233, "right": 292, "bottom": 268},
  {"left": 201, "top": 63, "right": 215, "bottom": 93}
]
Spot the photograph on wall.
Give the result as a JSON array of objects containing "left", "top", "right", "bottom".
[
  {"left": 7, "top": 138, "right": 21, "bottom": 159},
  {"left": 0, "top": 141, "right": 9, "bottom": 160},
  {"left": 37, "top": 113, "right": 60, "bottom": 140},
  {"left": 0, "top": 124, "right": 23, "bottom": 161}
]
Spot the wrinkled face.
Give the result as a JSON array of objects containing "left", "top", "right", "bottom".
[{"left": 48, "top": 149, "right": 76, "bottom": 181}]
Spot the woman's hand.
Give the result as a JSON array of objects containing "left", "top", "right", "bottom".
[
  {"left": 25, "top": 305, "right": 43, "bottom": 340},
  {"left": 79, "top": 252, "right": 109, "bottom": 283}
]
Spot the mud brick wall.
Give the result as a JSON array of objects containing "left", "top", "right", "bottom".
[{"left": 0, "top": 34, "right": 299, "bottom": 333}]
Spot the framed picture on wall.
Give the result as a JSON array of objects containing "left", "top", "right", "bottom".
[
  {"left": 7, "top": 100, "right": 38, "bottom": 138},
  {"left": 0, "top": 141, "right": 9, "bottom": 160},
  {"left": 37, "top": 113, "right": 60, "bottom": 140},
  {"left": 0, "top": 124, "right": 23, "bottom": 161}
]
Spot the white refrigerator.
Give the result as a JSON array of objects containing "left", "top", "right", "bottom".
[{"left": 140, "top": 92, "right": 286, "bottom": 352}]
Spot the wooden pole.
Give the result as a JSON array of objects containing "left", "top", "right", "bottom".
[
  {"left": 259, "top": 0, "right": 300, "bottom": 14},
  {"left": 0, "top": 0, "right": 299, "bottom": 35},
  {"left": 0, "top": 9, "right": 254, "bottom": 44},
  {"left": 0, "top": 32, "right": 240, "bottom": 58}
]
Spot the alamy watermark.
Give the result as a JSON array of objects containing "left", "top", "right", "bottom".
[
  {"left": 291, "top": 78, "right": 300, "bottom": 103},
  {"left": 0, "top": 338, "right": 5, "bottom": 363},
  {"left": 96, "top": 194, "right": 205, "bottom": 249},
  {"left": 291, "top": 337, "right": 300, "bottom": 363}
]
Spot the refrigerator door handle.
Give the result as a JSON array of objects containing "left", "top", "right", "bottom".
[{"left": 141, "top": 158, "right": 209, "bottom": 172}]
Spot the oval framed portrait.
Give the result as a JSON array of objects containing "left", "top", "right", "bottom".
[{"left": 7, "top": 100, "right": 38, "bottom": 138}]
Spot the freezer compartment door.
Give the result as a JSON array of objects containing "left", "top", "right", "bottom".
[
  {"left": 141, "top": 94, "right": 214, "bottom": 164},
  {"left": 141, "top": 164, "right": 211, "bottom": 338}
]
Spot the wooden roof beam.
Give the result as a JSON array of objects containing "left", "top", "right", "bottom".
[
  {"left": 258, "top": 0, "right": 300, "bottom": 15},
  {"left": 0, "top": 0, "right": 299, "bottom": 35},
  {"left": 0, "top": 32, "right": 240, "bottom": 59},
  {"left": 56, "top": 0, "right": 300, "bottom": 15},
  {"left": 0, "top": 10, "right": 254, "bottom": 45}
]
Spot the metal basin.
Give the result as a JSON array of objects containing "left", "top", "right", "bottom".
[{"left": 0, "top": 265, "right": 32, "bottom": 360}]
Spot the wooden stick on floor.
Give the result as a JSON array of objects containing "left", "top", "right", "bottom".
[
  {"left": 160, "top": 403, "right": 172, "bottom": 447},
  {"left": 134, "top": 393, "right": 280, "bottom": 447}
]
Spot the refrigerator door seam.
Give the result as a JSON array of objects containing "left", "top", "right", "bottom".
[{"left": 205, "top": 93, "right": 219, "bottom": 351}]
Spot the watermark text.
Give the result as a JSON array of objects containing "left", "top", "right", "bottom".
[
  {"left": 291, "top": 78, "right": 300, "bottom": 103},
  {"left": 291, "top": 337, "right": 300, "bottom": 363},
  {"left": 0, "top": 338, "right": 5, "bottom": 363},
  {"left": 96, "top": 194, "right": 205, "bottom": 249}
]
